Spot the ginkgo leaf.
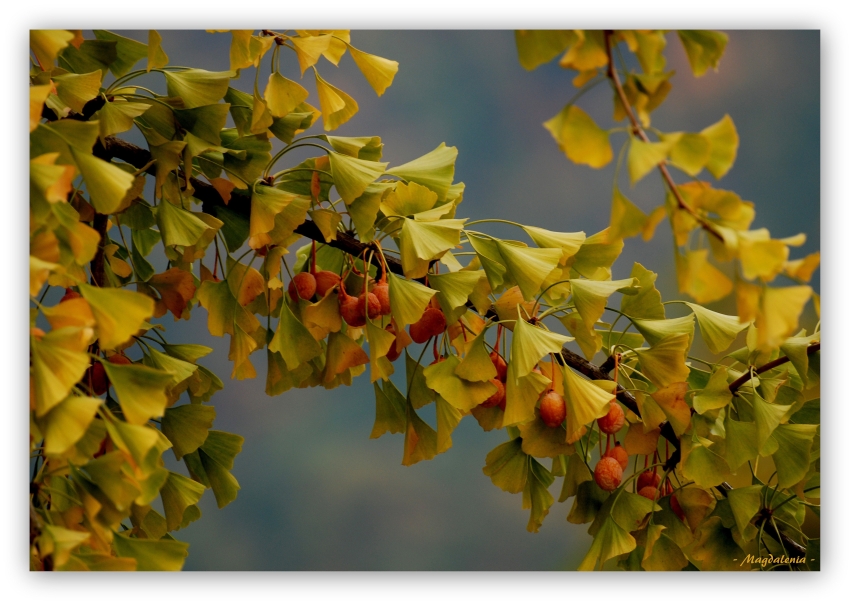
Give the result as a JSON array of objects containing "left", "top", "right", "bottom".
[
  {"left": 103, "top": 361, "right": 173, "bottom": 425},
  {"left": 69, "top": 147, "right": 135, "bottom": 214},
  {"left": 623, "top": 424, "right": 661, "bottom": 456},
  {"left": 250, "top": 184, "right": 299, "bottom": 239},
  {"left": 249, "top": 93, "right": 274, "bottom": 134},
  {"left": 522, "top": 226, "right": 586, "bottom": 264},
  {"left": 423, "top": 355, "right": 495, "bottom": 412},
  {"left": 523, "top": 458, "right": 555, "bottom": 533},
  {"left": 435, "top": 397, "right": 463, "bottom": 454},
  {"left": 634, "top": 333, "right": 691, "bottom": 388},
  {"left": 291, "top": 34, "right": 332, "bottom": 73},
  {"left": 519, "top": 416, "right": 574, "bottom": 459},
  {"left": 651, "top": 382, "right": 691, "bottom": 436},
  {"left": 642, "top": 524, "right": 689, "bottom": 571},
  {"left": 428, "top": 270, "right": 482, "bottom": 319},
  {"left": 365, "top": 320, "right": 395, "bottom": 383},
  {"left": 38, "top": 395, "right": 101, "bottom": 455},
  {"left": 322, "top": 332, "right": 368, "bottom": 385},
  {"left": 578, "top": 517, "right": 635, "bottom": 571},
  {"left": 386, "top": 143, "right": 458, "bottom": 202},
  {"left": 386, "top": 271, "right": 436, "bottom": 328},
  {"left": 627, "top": 137, "right": 670, "bottom": 185},
  {"left": 402, "top": 400, "right": 438, "bottom": 466},
  {"left": 112, "top": 531, "right": 189, "bottom": 571},
  {"left": 563, "top": 365, "right": 615, "bottom": 443},
  {"left": 677, "top": 249, "right": 733, "bottom": 304},
  {"left": 79, "top": 284, "right": 154, "bottom": 350},
  {"left": 163, "top": 69, "right": 233, "bottom": 109},
  {"left": 53, "top": 70, "right": 102, "bottom": 113},
  {"left": 30, "top": 85, "right": 52, "bottom": 132},
  {"left": 455, "top": 330, "right": 498, "bottom": 382},
  {"left": 495, "top": 241, "right": 563, "bottom": 302},
  {"left": 31, "top": 29, "right": 76, "bottom": 66},
  {"left": 511, "top": 316, "right": 573, "bottom": 378},
  {"left": 147, "top": 30, "right": 168, "bottom": 71},
  {"left": 264, "top": 72, "right": 309, "bottom": 118},
  {"left": 184, "top": 430, "right": 243, "bottom": 508},
  {"left": 701, "top": 114, "right": 738, "bottom": 179},
  {"left": 161, "top": 404, "right": 216, "bottom": 460},
  {"left": 724, "top": 418, "right": 759, "bottom": 472},
  {"left": 515, "top": 30, "right": 577, "bottom": 71},
  {"left": 503, "top": 361, "right": 551, "bottom": 426},
  {"left": 784, "top": 252, "right": 820, "bottom": 283},
  {"left": 92, "top": 30, "right": 148, "bottom": 77},
  {"left": 483, "top": 437, "right": 528, "bottom": 494},
  {"left": 631, "top": 315, "right": 695, "bottom": 347},
  {"left": 544, "top": 105, "right": 612, "bottom": 169},
  {"left": 756, "top": 285, "right": 812, "bottom": 350},
  {"left": 156, "top": 199, "right": 210, "bottom": 249},
  {"left": 689, "top": 516, "right": 746, "bottom": 571},
  {"left": 38, "top": 525, "right": 91, "bottom": 569},
  {"left": 92, "top": 100, "right": 150, "bottom": 141},
  {"left": 321, "top": 135, "right": 383, "bottom": 161},
  {"left": 692, "top": 367, "right": 733, "bottom": 414},
  {"left": 686, "top": 303, "right": 748, "bottom": 354},
  {"left": 30, "top": 327, "right": 91, "bottom": 416},
  {"left": 370, "top": 380, "right": 407, "bottom": 438},
  {"left": 269, "top": 301, "right": 323, "bottom": 371},
  {"left": 681, "top": 435, "right": 730, "bottom": 489},
  {"left": 620, "top": 263, "right": 665, "bottom": 320},
  {"left": 314, "top": 70, "right": 359, "bottom": 131},
  {"left": 739, "top": 237, "right": 789, "bottom": 282},
  {"left": 148, "top": 268, "right": 196, "bottom": 319},
  {"left": 570, "top": 278, "right": 637, "bottom": 333},
  {"left": 160, "top": 471, "right": 206, "bottom": 531},
  {"left": 769, "top": 424, "right": 818, "bottom": 489},
  {"left": 677, "top": 30, "right": 728, "bottom": 77},
  {"left": 399, "top": 218, "right": 466, "bottom": 279},
  {"left": 328, "top": 151, "right": 388, "bottom": 205},
  {"left": 665, "top": 132, "right": 711, "bottom": 176},
  {"left": 347, "top": 45, "right": 398, "bottom": 96}
]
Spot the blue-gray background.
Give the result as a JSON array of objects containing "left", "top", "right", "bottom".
[{"left": 99, "top": 30, "right": 820, "bottom": 570}]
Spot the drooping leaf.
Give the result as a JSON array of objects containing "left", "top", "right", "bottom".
[
  {"left": 563, "top": 365, "right": 615, "bottom": 443},
  {"left": 686, "top": 303, "right": 748, "bottom": 354},
  {"left": 370, "top": 380, "right": 406, "bottom": 439},
  {"left": 386, "top": 143, "right": 458, "bottom": 202},
  {"left": 423, "top": 355, "right": 495, "bottom": 412},
  {"left": 631, "top": 315, "right": 695, "bottom": 347},
  {"left": 329, "top": 151, "right": 388, "bottom": 205},
  {"left": 769, "top": 424, "right": 818, "bottom": 489},
  {"left": 402, "top": 401, "right": 438, "bottom": 466},
  {"left": 620, "top": 263, "right": 665, "bottom": 320},
  {"left": 681, "top": 434, "right": 730, "bottom": 489},
  {"left": 700, "top": 114, "right": 739, "bottom": 179},
  {"left": 570, "top": 278, "right": 637, "bottom": 334},
  {"left": 398, "top": 218, "right": 466, "bottom": 279},
  {"left": 269, "top": 301, "right": 323, "bottom": 370},
  {"left": 38, "top": 395, "right": 101, "bottom": 455},
  {"left": 30, "top": 327, "right": 91, "bottom": 416},
  {"left": 161, "top": 404, "right": 216, "bottom": 460},
  {"left": 544, "top": 104, "right": 612, "bottom": 169},
  {"left": 163, "top": 69, "right": 233, "bottom": 109},
  {"left": 92, "top": 30, "right": 148, "bottom": 77},
  {"left": 523, "top": 458, "right": 555, "bottom": 533},
  {"left": 515, "top": 30, "right": 577, "bottom": 70},
  {"left": 482, "top": 437, "right": 528, "bottom": 494},
  {"left": 78, "top": 284, "right": 154, "bottom": 350},
  {"left": 314, "top": 70, "right": 358, "bottom": 131},
  {"left": 677, "top": 31, "right": 729, "bottom": 78},
  {"left": 634, "top": 333, "right": 691, "bottom": 388},
  {"left": 347, "top": 45, "right": 398, "bottom": 96},
  {"left": 69, "top": 148, "right": 135, "bottom": 214},
  {"left": 510, "top": 315, "right": 573, "bottom": 379},
  {"left": 455, "top": 330, "right": 498, "bottom": 383},
  {"left": 112, "top": 532, "right": 189, "bottom": 571},
  {"left": 627, "top": 137, "right": 670, "bottom": 185},
  {"left": 184, "top": 430, "right": 243, "bottom": 508},
  {"left": 102, "top": 361, "right": 172, "bottom": 425},
  {"left": 693, "top": 367, "right": 733, "bottom": 414},
  {"left": 494, "top": 241, "right": 563, "bottom": 302}
]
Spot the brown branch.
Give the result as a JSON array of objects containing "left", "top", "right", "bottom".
[
  {"left": 602, "top": 30, "right": 724, "bottom": 242},
  {"left": 729, "top": 342, "right": 820, "bottom": 395}
]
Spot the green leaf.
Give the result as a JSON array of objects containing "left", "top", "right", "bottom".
[
  {"left": 348, "top": 45, "right": 398, "bottom": 96},
  {"left": 38, "top": 395, "right": 101, "bottom": 455},
  {"left": 578, "top": 518, "right": 635, "bottom": 571},
  {"left": 559, "top": 453, "right": 593, "bottom": 501},
  {"left": 515, "top": 30, "right": 576, "bottom": 70},
  {"left": 69, "top": 147, "right": 135, "bottom": 214},
  {"left": 53, "top": 70, "right": 102, "bottom": 113},
  {"left": 112, "top": 532, "right": 189, "bottom": 571},
  {"left": 693, "top": 367, "right": 733, "bottom": 414},
  {"left": 38, "top": 524, "right": 91, "bottom": 568},
  {"left": 184, "top": 430, "right": 244, "bottom": 508},
  {"left": 570, "top": 278, "right": 637, "bottom": 333},
  {"left": 631, "top": 314, "right": 695, "bottom": 347},
  {"left": 780, "top": 332, "right": 818, "bottom": 389},
  {"left": 174, "top": 103, "right": 230, "bottom": 145},
  {"left": 428, "top": 270, "right": 482, "bottom": 319},
  {"left": 544, "top": 105, "right": 612, "bottom": 169},
  {"left": 523, "top": 458, "right": 555, "bottom": 532},
  {"left": 102, "top": 361, "right": 172, "bottom": 425},
  {"left": 387, "top": 271, "right": 436, "bottom": 328},
  {"left": 147, "top": 30, "right": 168, "bottom": 71},
  {"left": 518, "top": 417, "right": 574, "bottom": 459},
  {"left": 435, "top": 397, "right": 463, "bottom": 454},
  {"left": 163, "top": 69, "right": 233, "bottom": 109},
  {"left": 402, "top": 400, "right": 438, "bottom": 466},
  {"left": 250, "top": 184, "right": 301, "bottom": 240},
  {"left": 700, "top": 114, "right": 739, "bottom": 179},
  {"left": 681, "top": 435, "right": 730, "bottom": 488},
  {"left": 482, "top": 438, "right": 528, "bottom": 494},
  {"left": 328, "top": 151, "right": 388, "bottom": 205},
  {"left": 161, "top": 404, "right": 216, "bottom": 460},
  {"left": 627, "top": 137, "right": 671, "bottom": 185},
  {"left": 370, "top": 380, "right": 407, "bottom": 439},
  {"left": 79, "top": 283, "right": 154, "bottom": 350},
  {"left": 455, "top": 330, "right": 497, "bottom": 382},
  {"left": 563, "top": 365, "right": 615, "bottom": 443},
  {"left": 423, "top": 355, "right": 495, "bottom": 412},
  {"left": 31, "top": 30, "right": 76, "bottom": 66},
  {"left": 726, "top": 485, "right": 762, "bottom": 540},
  {"left": 503, "top": 360, "right": 551, "bottom": 426},
  {"left": 160, "top": 471, "right": 206, "bottom": 531},
  {"left": 723, "top": 417, "right": 758, "bottom": 472},
  {"left": 770, "top": 424, "right": 819, "bottom": 488},
  {"left": 101, "top": 411, "right": 162, "bottom": 476},
  {"left": 399, "top": 218, "right": 466, "bottom": 279},
  {"left": 269, "top": 301, "right": 323, "bottom": 370},
  {"left": 686, "top": 303, "right": 748, "bottom": 354},
  {"left": 494, "top": 241, "right": 563, "bottom": 301},
  {"left": 264, "top": 72, "right": 309, "bottom": 118},
  {"left": 93, "top": 30, "right": 148, "bottom": 77},
  {"left": 30, "top": 328, "right": 90, "bottom": 417},
  {"left": 322, "top": 135, "right": 383, "bottom": 161},
  {"left": 677, "top": 30, "right": 729, "bottom": 78},
  {"left": 753, "top": 392, "right": 788, "bottom": 452},
  {"left": 386, "top": 143, "right": 458, "bottom": 202},
  {"left": 689, "top": 516, "right": 745, "bottom": 571},
  {"left": 92, "top": 101, "right": 150, "bottom": 140},
  {"left": 522, "top": 226, "right": 585, "bottom": 264},
  {"left": 510, "top": 315, "right": 573, "bottom": 378},
  {"left": 634, "top": 333, "right": 691, "bottom": 388},
  {"left": 620, "top": 263, "right": 665, "bottom": 320}
]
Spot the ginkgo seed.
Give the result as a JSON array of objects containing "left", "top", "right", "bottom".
[
  {"left": 594, "top": 456, "right": 623, "bottom": 492},
  {"left": 481, "top": 378, "right": 505, "bottom": 408},
  {"left": 314, "top": 271, "right": 341, "bottom": 298},
  {"left": 539, "top": 390, "right": 566, "bottom": 428},
  {"left": 288, "top": 272, "right": 317, "bottom": 302},
  {"left": 598, "top": 402, "right": 625, "bottom": 434},
  {"left": 409, "top": 307, "right": 446, "bottom": 344},
  {"left": 603, "top": 442, "right": 629, "bottom": 470}
]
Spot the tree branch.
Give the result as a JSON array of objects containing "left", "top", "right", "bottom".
[
  {"left": 728, "top": 342, "right": 820, "bottom": 395},
  {"left": 602, "top": 30, "right": 723, "bottom": 242}
]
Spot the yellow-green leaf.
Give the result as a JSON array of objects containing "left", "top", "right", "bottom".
[
  {"left": 78, "top": 284, "right": 154, "bottom": 350},
  {"left": 163, "top": 69, "right": 233, "bottom": 109},
  {"left": 112, "top": 532, "right": 188, "bottom": 571},
  {"left": 53, "top": 70, "right": 102, "bottom": 113},
  {"left": 386, "top": 143, "right": 458, "bottom": 202},
  {"left": 544, "top": 105, "right": 612, "bottom": 169},
  {"left": 387, "top": 271, "right": 436, "bottom": 328},
  {"left": 495, "top": 241, "right": 563, "bottom": 302},
  {"left": 627, "top": 137, "right": 670, "bottom": 185},
  {"left": 314, "top": 70, "right": 358, "bottom": 131},
  {"left": 570, "top": 278, "right": 637, "bottom": 333},
  {"left": 511, "top": 316, "right": 573, "bottom": 378},
  {"left": 264, "top": 72, "right": 309, "bottom": 118},
  {"left": 701, "top": 114, "right": 739, "bottom": 179},
  {"left": 69, "top": 147, "right": 135, "bottom": 214},
  {"left": 328, "top": 151, "right": 387, "bottom": 204},
  {"left": 347, "top": 45, "right": 398, "bottom": 96},
  {"left": 102, "top": 361, "right": 172, "bottom": 425},
  {"left": 563, "top": 365, "right": 615, "bottom": 443},
  {"left": 677, "top": 30, "right": 728, "bottom": 78},
  {"left": 634, "top": 333, "right": 691, "bottom": 388},
  {"left": 686, "top": 303, "right": 748, "bottom": 354},
  {"left": 38, "top": 395, "right": 101, "bottom": 455},
  {"left": 423, "top": 355, "right": 495, "bottom": 412}
]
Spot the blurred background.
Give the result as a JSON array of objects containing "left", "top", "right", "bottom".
[{"left": 62, "top": 30, "right": 820, "bottom": 570}]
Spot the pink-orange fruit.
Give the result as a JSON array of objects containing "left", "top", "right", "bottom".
[
  {"left": 598, "top": 402, "right": 625, "bottom": 434},
  {"left": 314, "top": 271, "right": 341, "bottom": 298},
  {"left": 339, "top": 294, "right": 366, "bottom": 328},
  {"left": 385, "top": 324, "right": 402, "bottom": 362},
  {"left": 637, "top": 471, "right": 662, "bottom": 491},
  {"left": 594, "top": 456, "right": 623, "bottom": 492},
  {"left": 107, "top": 354, "right": 132, "bottom": 366},
  {"left": 373, "top": 281, "right": 391, "bottom": 315},
  {"left": 481, "top": 378, "right": 506, "bottom": 408},
  {"left": 359, "top": 291, "right": 382, "bottom": 320},
  {"left": 408, "top": 307, "right": 447, "bottom": 344},
  {"left": 60, "top": 288, "right": 81, "bottom": 303},
  {"left": 489, "top": 351, "right": 508, "bottom": 382},
  {"left": 603, "top": 442, "right": 629, "bottom": 470},
  {"left": 638, "top": 486, "right": 659, "bottom": 501},
  {"left": 539, "top": 391, "right": 566, "bottom": 428},
  {"left": 670, "top": 493, "right": 686, "bottom": 521},
  {"left": 87, "top": 362, "right": 108, "bottom": 396},
  {"left": 288, "top": 272, "right": 317, "bottom": 302}
]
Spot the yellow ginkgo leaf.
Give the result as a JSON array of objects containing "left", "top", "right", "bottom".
[
  {"left": 495, "top": 241, "right": 563, "bottom": 302},
  {"left": 701, "top": 114, "right": 739, "bottom": 179},
  {"left": 651, "top": 382, "right": 691, "bottom": 436},
  {"left": 424, "top": 355, "right": 495, "bottom": 412},
  {"left": 31, "top": 327, "right": 92, "bottom": 417},
  {"left": 544, "top": 105, "right": 612, "bottom": 169},
  {"left": 562, "top": 365, "right": 615, "bottom": 444},
  {"left": 609, "top": 187, "right": 648, "bottom": 240},
  {"left": 147, "top": 30, "right": 168, "bottom": 72},
  {"left": 510, "top": 315, "right": 573, "bottom": 378},
  {"left": 314, "top": 70, "right": 358, "bottom": 131},
  {"left": 388, "top": 272, "right": 436, "bottom": 328},
  {"left": 30, "top": 85, "right": 52, "bottom": 132},
  {"left": 347, "top": 45, "right": 399, "bottom": 96},
  {"left": 784, "top": 251, "right": 820, "bottom": 283},
  {"left": 570, "top": 278, "right": 637, "bottom": 334},
  {"left": 676, "top": 249, "right": 733, "bottom": 304},
  {"left": 291, "top": 34, "right": 332, "bottom": 74},
  {"left": 634, "top": 333, "right": 691, "bottom": 388},
  {"left": 79, "top": 284, "right": 154, "bottom": 350},
  {"left": 627, "top": 137, "right": 671, "bottom": 185},
  {"left": 53, "top": 70, "right": 102, "bottom": 114},
  {"left": 386, "top": 143, "right": 458, "bottom": 203},
  {"left": 102, "top": 361, "right": 173, "bottom": 425},
  {"left": 38, "top": 395, "right": 101, "bottom": 455},
  {"left": 522, "top": 226, "right": 586, "bottom": 265},
  {"left": 328, "top": 151, "right": 388, "bottom": 205},
  {"left": 686, "top": 303, "right": 749, "bottom": 354},
  {"left": 70, "top": 147, "right": 135, "bottom": 214},
  {"left": 755, "top": 285, "right": 812, "bottom": 351},
  {"left": 738, "top": 237, "right": 788, "bottom": 282},
  {"left": 264, "top": 72, "right": 309, "bottom": 118}
]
